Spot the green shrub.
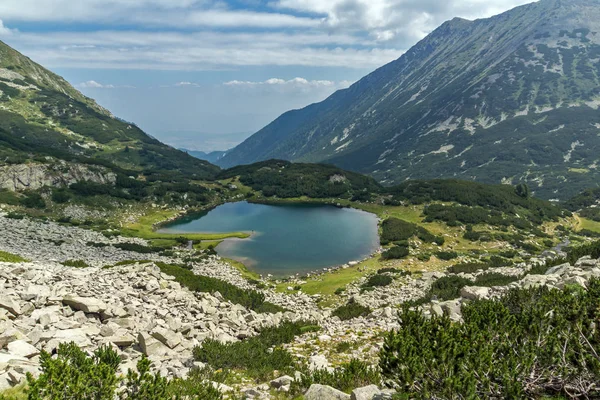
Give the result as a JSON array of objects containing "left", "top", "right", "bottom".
[
  {"left": 291, "top": 359, "right": 381, "bottom": 395},
  {"left": 26, "top": 343, "right": 222, "bottom": 400},
  {"left": 114, "top": 242, "right": 162, "bottom": 254},
  {"left": 474, "top": 272, "right": 520, "bottom": 287},
  {"left": 156, "top": 262, "right": 283, "bottom": 314},
  {"left": 19, "top": 192, "right": 46, "bottom": 209},
  {"left": 436, "top": 251, "right": 458, "bottom": 261},
  {"left": 193, "top": 321, "right": 315, "bottom": 381},
  {"left": 335, "top": 341, "right": 352, "bottom": 352},
  {"left": 334, "top": 287, "right": 345, "bottom": 295},
  {"left": 362, "top": 274, "right": 393, "bottom": 289},
  {"left": 5, "top": 212, "right": 24, "bottom": 219},
  {"left": 332, "top": 299, "right": 371, "bottom": 321},
  {"left": 51, "top": 189, "right": 71, "bottom": 204},
  {"left": 411, "top": 276, "right": 474, "bottom": 305},
  {"left": 380, "top": 218, "right": 442, "bottom": 246},
  {"left": 0, "top": 189, "right": 20, "bottom": 205},
  {"left": 380, "top": 281, "right": 600, "bottom": 399},
  {"left": 448, "top": 262, "right": 489, "bottom": 274},
  {"left": 27, "top": 343, "right": 120, "bottom": 399},
  {"left": 61, "top": 259, "right": 91, "bottom": 268},
  {"left": 381, "top": 245, "right": 409, "bottom": 260}
]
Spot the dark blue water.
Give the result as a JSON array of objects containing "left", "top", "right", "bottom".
[{"left": 158, "top": 201, "right": 379, "bottom": 276}]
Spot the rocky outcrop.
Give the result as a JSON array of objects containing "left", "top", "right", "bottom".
[{"left": 0, "top": 162, "right": 116, "bottom": 192}]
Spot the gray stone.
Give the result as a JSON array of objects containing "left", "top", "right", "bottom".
[
  {"left": 351, "top": 385, "right": 381, "bottom": 400},
  {"left": 460, "top": 286, "right": 490, "bottom": 301},
  {"left": 270, "top": 375, "right": 294, "bottom": 388},
  {"left": 7, "top": 340, "right": 39, "bottom": 358},
  {"left": 105, "top": 334, "right": 135, "bottom": 347},
  {"left": 0, "top": 296, "right": 22, "bottom": 316},
  {"left": 62, "top": 296, "right": 107, "bottom": 314},
  {"left": 546, "top": 263, "right": 571, "bottom": 276},
  {"left": 305, "top": 384, "right": 350, "bottom": 400},
  {"left": 151, "top": 328, "right": 181, "bottom": 349},
  {"left": 137, "top": 332, "right": 170, "bottom": 356},
  {"left": 308, "top": 354, "right": 329, "bottom": 371}
]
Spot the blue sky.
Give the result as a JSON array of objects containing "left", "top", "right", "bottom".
[{"left": 0, "top": 0, "right": 536, "bottom": 151}]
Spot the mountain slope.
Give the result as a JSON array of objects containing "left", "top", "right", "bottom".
[
  {"left": 218, "top": 0, "right": 600, "bottom": 199},
  {"left": 0, "top": 40, "right": 219, "bottom": 181}
]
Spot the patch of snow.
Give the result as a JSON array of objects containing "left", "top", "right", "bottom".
[
  {"left": 335, "top": 140, "right": 352, "bottom": 153},
  {"left": 564, "top": 141, "right": 583, "bottom": 163}
]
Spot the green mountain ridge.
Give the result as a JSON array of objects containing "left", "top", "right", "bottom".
[
  {"left": 0, "top": 40, "right": 219, "bottom": 181},
  {"left": 218, "top": 0, "right": 600, "bottom": 200}
]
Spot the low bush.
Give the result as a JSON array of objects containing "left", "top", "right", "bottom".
[
  {"left": 290, "top": 359, "right": 381, "bottom": 395},
  {"left": 436, "top": 251, "right": 459, "bottom": 261},
  {"left": 411, "top": 276, "right": 474, "bottom": 305},
  {"left": 19, "top": 192, "right": 46, "bottom": 209},
  {"left": 362, "top": 274, "right": 393, "bottom": 289},
  {"left": 377, "top": 267, "right": 411, "bottom": 276},
  {"left": 25, "top": 342, "right": 222, "bottom": 400},
  {"left": 114, "top": 243, "right": 163, "bottom": 254},
  {"left": 61, "top": 259, "right": 91, "bottom": 268},
  {"left": 335, "top": 341, "right": 352, "bottom": 352},
  {"left": 380, "top": 218, "right": 443, "bottom": 246},
  {"left": 381, "top": 245, "right": 409, "bottom": 260},
  {"left": 448, "top": 262, "right": 489, "bottom": 274},
  {"left": 380, "top": 281, "right": 600, "bottom": 399},
  {"left": 474, "top": 272, "right": 520, "bottom": 287},
  {"left": 193, "top": 321, "right": 316, "bottom": 381},
  {"left": 332, "top": 299, "right": 371, "bottom": 321},
  {"left": 156, "top": 262, "right": 284, "bottom": 313}
]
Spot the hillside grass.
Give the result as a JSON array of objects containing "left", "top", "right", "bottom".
[
  {"left": 0, "top": 250, "right": 28, "bottom": 263},
  {"left": 118, "top": 209, "right": 250, "bottom": 242}
]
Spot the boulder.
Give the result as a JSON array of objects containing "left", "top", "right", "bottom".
[
  {"left": 305, "top": 384, "right": 350, "bottom": 400},
  {"left": 546, "top": 263, "right": 571, "bottom": 276},
  {"left": 62, "top": 296, "right": 107, "bottom": 314},
  {"left": 351, "top": 385, "right": 381, "bottom": 400},
  {"left": 270, "top": 375, "right": 294, "bottom": 389},
  {"left": 137, "top": 332, "right": 170, "bottom": 357},
  {"left": 0, "top": 296, "right": 22, "bottom": 316},
  {"left": 7, "top": 340, "right": 39, "bottom": 358},
  {"left": 460, "top": 286, "right": 490, "bottom": 301},
  {"left": 151, "top": 328, "right": 181, "bottom": 349},
  {"left": 105, "top": 334, "right": 135, "bottom": 348},
  {"left": 308, "top": 354, "right": 329, "bottom": 371}
]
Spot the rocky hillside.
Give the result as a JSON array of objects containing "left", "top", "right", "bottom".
[
  {"left": 218, "top": 0, "right": 600, "bottom": 200},
  {"left": 0, "top": 40, "right": 219, "bottom": 182}
]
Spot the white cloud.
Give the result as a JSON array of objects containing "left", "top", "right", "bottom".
[
  {"left": 272, "top": 0, "right": 538, "bottom": 44},
  {"left": 224, "top": 77, "right": 353, "bottom": 93},
  {"left": 76, "top": 80, "right": 135, "bottom": 89},
  {"left": 0, "top": 19, "right": 16, "bottom": 36}
]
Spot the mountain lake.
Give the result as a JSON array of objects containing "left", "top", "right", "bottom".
[{"left": 158, "top": 201, "right": 380, "bottom": 276}]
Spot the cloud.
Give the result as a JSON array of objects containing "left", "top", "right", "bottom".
[
  {"left": 272, "top": 0, "right": 538, "bottom": 44},
  {"left": 76, "top": 80, "right": 134, "bottom": 89},
  {"left": 223, "top": 77, "right": 353, "bottom": 93},
  {"left": 0, "top": 19, "right": 16, "bottom": 36}
]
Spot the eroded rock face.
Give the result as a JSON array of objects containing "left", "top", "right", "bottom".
[{"left": 0, "top": 162, "right": 116, "bottom": 192}]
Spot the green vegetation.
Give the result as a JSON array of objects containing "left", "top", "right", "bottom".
[
  {"left": 155, "top": 262, "right": 283, "bottom": 313},
  {"left": 380, "top": 217, "right": 444, "bottom": 246},
  {"left": 218, "top": 160, "right": 381, "bottom": 199},
  {"left": 61, "top": 259, "right": 91, "bottom": 268},
  {"left": 474, "top": 272, "right": 519, "bottom": 287},
  {"left": 24, "top": 342, "right": 222, "bottom": 400},
  {"left": 381, "top": 245, "right": 409, "bottom": 260},
  {"left": 380, "top": 281, "right": 600, "bottom": 399},
  {"left": 0, "top": 251, "right": 27, "bottom": 263},
  {"left": 332, "top": 299, "right": 371, "bottom": 321},
  {"left": 361, "top": 274, "right": 393, "bottom": 289},
  {"left": 412, "top": 276, "right": 474, "bottom": 304},
  {"left": 291, "top": 359, "right": 381, "bottom": 395},
  {"left": 193, "top": 321, "right": 318, "bottom": 381},
  {"left": 435, "top": 251, "right": 458, "bottom": 261}
]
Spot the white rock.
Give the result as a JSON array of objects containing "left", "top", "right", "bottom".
[
  {"left": 7, "top": 340, "right": 39, "bottom": 358},
  {"left": 351, "top": 385, "right": 381, "bottom": 400},
  {"left": 305, "top": 384, "right": 350, "bottom": 400},
  {"left": 62, "top": 296, "right": 107, "bottom": 314}
]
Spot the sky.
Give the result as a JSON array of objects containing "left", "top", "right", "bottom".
[{"left": 0, "top": 0, "right": 537, "bottom": 151}]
